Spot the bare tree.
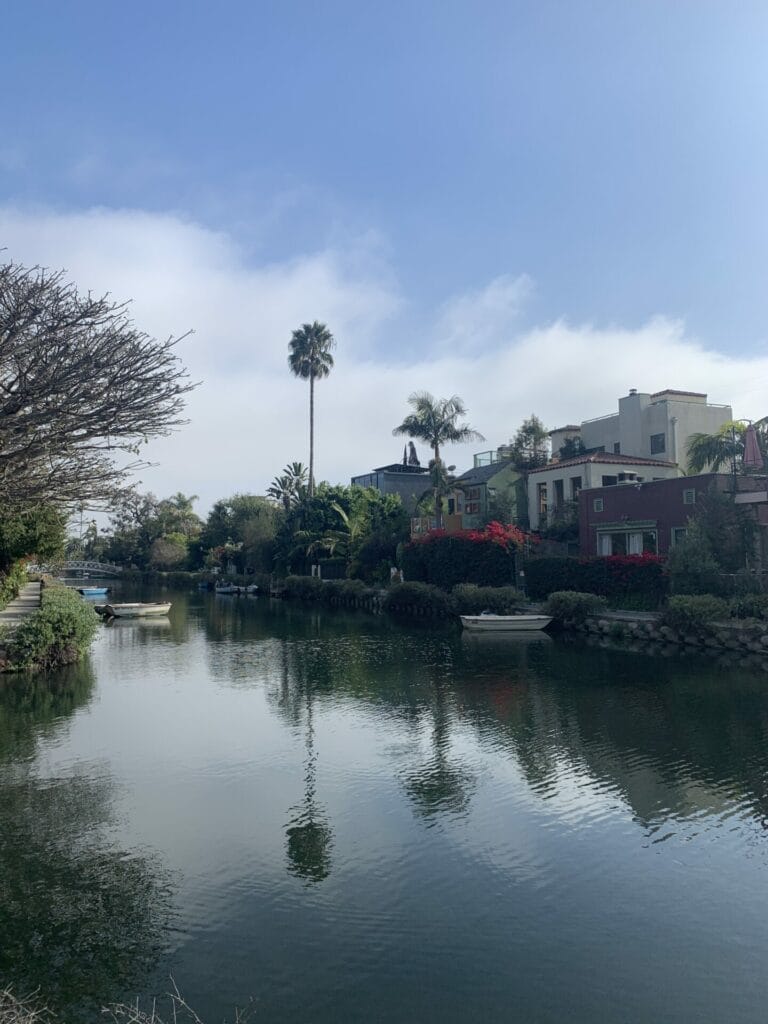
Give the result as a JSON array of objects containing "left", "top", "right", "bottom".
[{"left": 0, "top": 259, "right": 197, "bottom": 510}]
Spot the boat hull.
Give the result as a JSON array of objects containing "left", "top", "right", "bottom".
[
  {"left": 100, "top": 603, "right": 172, "bottom": 618},
  {"left": 460, "top": 614, "right": 552, "bottom": 632}
]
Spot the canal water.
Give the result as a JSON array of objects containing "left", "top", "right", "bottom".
[{"left": 2, "top": 588, "right": 768, "bottom": 1023}]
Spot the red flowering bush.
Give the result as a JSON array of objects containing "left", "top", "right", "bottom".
[
  {"left": 524, "top": 553, "right": 668, "bottom": 604},
  {"left": 403, "top": 522, "right": 536, "bottom": 589}
]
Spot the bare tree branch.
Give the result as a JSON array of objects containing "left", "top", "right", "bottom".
[{"left": 0, "top": 260, "right": 198, "bottom": 510}]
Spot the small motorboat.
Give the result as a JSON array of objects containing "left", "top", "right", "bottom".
[
  {"left": 78, "top": 586, "right": 110, "bottom": 597},
  {"left": 460, "top": 612, "right": 552, "bottom": 632},
  {"left": 215, "top": 583, "right": 240, "bottom": 595},
  {"left": 97, "top": 602, "right": 172, "bottom": 619}
]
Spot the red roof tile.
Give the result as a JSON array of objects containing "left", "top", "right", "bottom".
[{"left": 529, "top": 452, "right": 677, "bottom": 473}]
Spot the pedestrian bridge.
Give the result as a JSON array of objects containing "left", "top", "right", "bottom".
[{"left": 28, "top": 560, "right": 124, "bottom": 578}]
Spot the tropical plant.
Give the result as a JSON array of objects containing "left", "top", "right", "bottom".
[
  {"left": 288, "top": 322, "right": 335, "bottom": 496},
  {"left": 393, "top": 392, "right": 484, "bottom": 522},
  {"left": 686, "top": 418, "right": 768, "bottom": 474},
  {"left": 267, "top": 462, "right": 308, "bottom": 511}
]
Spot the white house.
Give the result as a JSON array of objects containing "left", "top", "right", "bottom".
[
  {"left": 577, "top": 388, "right": 732, "bottom": 466},
  {"left": 527, "top": 451, "right": 679, "bottom": 531}
]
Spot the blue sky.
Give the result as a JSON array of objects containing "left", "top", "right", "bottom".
[{"left": 2, "top": 1, "right": 768, "bottom": 504}]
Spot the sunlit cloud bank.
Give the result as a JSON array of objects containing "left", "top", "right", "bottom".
[{"left": 2, "top": 205, "right": 767, "bottom": 513}]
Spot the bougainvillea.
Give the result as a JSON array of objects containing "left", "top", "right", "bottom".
[{"left": 402, "top": 522, "right": 537, "bottom": 589}]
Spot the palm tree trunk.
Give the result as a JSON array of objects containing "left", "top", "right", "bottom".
[
  {"left": 433, "top": 444, "right": 441, "bottom": 526},
  {"left": 309, "top": 371, "right": 315, "bottom": 498}
]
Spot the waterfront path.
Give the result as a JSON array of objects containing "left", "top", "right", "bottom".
[{"left": 0, "top": 582, "right": 41, "bottom": 636}]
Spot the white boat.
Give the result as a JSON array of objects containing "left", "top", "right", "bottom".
[
  {"left": 78, "top": 586, "right": 110, "bottom": 597},
  {"left": 460, "top": 613, "right": 552, "bottom": 632},
  {"left": 214, "top": 583, "right": 240, "bottom": 594},
  {"left": 98, "top": 602, "right": 172, "bottom": 618}
]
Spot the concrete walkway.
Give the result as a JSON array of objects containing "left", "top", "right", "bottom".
[{"left": 0, "top": 582, "right": 41, "bottom": 636}]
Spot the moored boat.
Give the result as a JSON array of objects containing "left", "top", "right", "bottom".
[
  {"left": 78, "top": 586, "right": 110, "bottom": 597},
  {"left": 98, "top": 602, "right": 172, "bottom": 618},
  {"left": 460, "top": 613, "right": 552, "bottom": 632}
]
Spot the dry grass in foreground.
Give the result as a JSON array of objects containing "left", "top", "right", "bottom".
[{"left": 1, "top": 984, "right": 255, "bottom": 1024}]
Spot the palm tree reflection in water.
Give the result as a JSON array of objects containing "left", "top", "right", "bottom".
[{"left": 281, "top": 642, "right": 333, "bottom": 884}]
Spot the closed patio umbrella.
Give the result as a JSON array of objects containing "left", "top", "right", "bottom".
[{"left": 743, "top": 423, "right": 763, "bottom": 469}]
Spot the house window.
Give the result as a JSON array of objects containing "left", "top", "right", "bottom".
[
  {"left": 537, "top": 482, "right": 548, "bottom": 515},
  {"left": 465, "top": 502, "right": 480, "bottom": 514},
  {"left": 650, "top": 432, "right": 666, "bottom": 454},
  {"left": 553, "top": 479, "right": 564, "bottom": 507},
  {"left": 599, "top": 530, "right": 657, "bottom": 557},
  {"left": 571, "top": 476, "right": 582, "bottom": 499},
  {"left": 683, "top": 489, "right": 696, "bottom": 505},
  {"left": 672, "top": 527, "right": 687, "bottom": 546},
  {"left": 593, "top": 498, "right": 604, "bottom": 512},
  {"left": 601, "top": 475, "right": 618, "bottom": 487},
  {"left": 613, "top": 442, "right": 621, "bottom": 454}
]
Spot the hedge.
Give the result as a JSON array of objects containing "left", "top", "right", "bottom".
[
  {"left": 401, "top": 533, "right": 517, "bottom": 589},
  {"left": 7, "top": 583, "right": 98, "bottom": 670},
  {"left": 544, "top": 590, "right": 607, "bottom": 624},
  {"left": 524, "top": 554, "right": 667, "bottom": 604},
  {"left": 658, "top": 595, "right": 730, "bottom": 634},
  {"left": 380, "top": 582, "right": 454, "bottom": 617},
  {"left": 451, "top": 584, "right": 523, "bottom": 615}
]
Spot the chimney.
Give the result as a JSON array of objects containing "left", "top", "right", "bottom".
[{"left": 629, "top": 388, "right": 637, "bottom": 396}]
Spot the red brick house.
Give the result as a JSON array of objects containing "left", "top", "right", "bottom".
[{"left": 578, "top": 473, "right": 749, "bottom": 557}]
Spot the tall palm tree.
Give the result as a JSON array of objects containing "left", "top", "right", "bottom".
[
  {"left": 393, "top": 392, "right": 484, "bottom": 522},
  {"left": 288, "top": 322, "right": 335, "bottom": 497}
]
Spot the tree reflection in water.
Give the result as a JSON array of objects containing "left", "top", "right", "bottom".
[
  {"left": 401, "top": 678, "right": 475, "bottom": 821},
  {"left": 0, "top": 664, "right": 174, "bottom": 1017},
  {"left": 278, "top": 640, "right": 334, "bottom": 884}
]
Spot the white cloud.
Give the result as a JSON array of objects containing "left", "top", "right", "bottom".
[
  {"left": 434, "top": 273, "right": 533, "bottom": 353},
  {"left": 2, "top": 205, "right": 766, "bottom": 515}
]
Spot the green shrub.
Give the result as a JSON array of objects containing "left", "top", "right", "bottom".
[
  {"left": 524, "top": 555, "right": 667, "bottom": 604},
  {"left": 729, "top": 593, "right": 768, "bottom": 620},
  {"left": 451, "top": 584, "right": 523, "bottom": 615},
  {"left": 544, "top": 590, "right": 607, "bottom": 623},
  {"left": 8, "top": 584, "right": 98, "bottom": 670},
  {"left": 381, "top": 582, "right": 453, "bottom": 617},
  {"left": 659, "top": 595, "right": 729, "bottom": 633},
  {"left": 666, "top": 525, "right": 726, "bottom": 596},
  {"left": 0, "top": 561, "right": 28, "bottom": 609},
  {"left": 401, "top": 532, "right": 516, "bottom": 589},
  {"left": 283, "top": 575, "right": 323, "bottom": 600}
]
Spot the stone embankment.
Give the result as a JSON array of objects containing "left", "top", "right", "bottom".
[{"left": 568, "top": 609, "right": 768, "bottom": 662}]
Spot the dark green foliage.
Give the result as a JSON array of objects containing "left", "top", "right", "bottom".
[
  {"left": 317, "top": 579, "right": 377, "bottom": 608},
  {"left": 0, "top": 562, "right": 29, "bottom": 609},
  {"left": 402, "top": 535, "right": 515, "bottom": 589},
  {"left": 451, "top": 584, "right": 523, "bottom": 614},
  {"left": 692, "top": 490, "right": 757, "bottom": 573},
  {"left": 544, "top": 590, "right": 607, "bottom": 623},
  {"left": 381, "top": 582, "right": 454, "bottom": 617},
  {"left": 0, "top": 507, "right": 66, "bottom": 572},
  {"left": 282, "top": 575, "right": 324, "bottom": 600},
  {"left": 348, "top": 530, "right": 400, "bottom": 585},
  {"left": 666, "top": 523, "right": 725, "bottom": 596},
  {"left": 524, "top": 555, "right": 667, "bottom": 604},
  {"left": 557, "top": 436, "right": 586, "bottom": 460},
  {"left": 8, "top": 584, "right": 98, "bottom": 670},
  {"left": 660, "top": 595, "right": 730, "bottom": 633},
  {"left": 728, "top": 593, "right": 768, "bottom": 620}
]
